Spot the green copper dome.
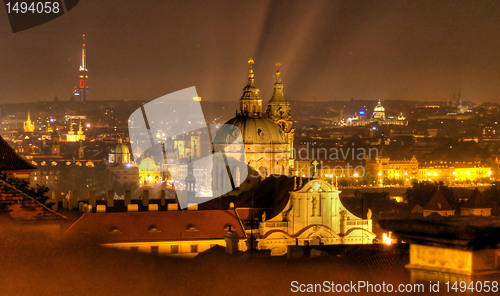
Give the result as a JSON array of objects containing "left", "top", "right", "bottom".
[
  {"left": 111, "top": 139, "right": 130, "bottom": 154},
  {"left": 215, "top": 116, "right": 286, "bottom": 145}
]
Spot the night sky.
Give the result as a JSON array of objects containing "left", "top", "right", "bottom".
[{"left": 0, "top": 0, "right": 499, "bottom": 103}]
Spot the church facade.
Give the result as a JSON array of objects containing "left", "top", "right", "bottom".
[
  {"left": 257, "top": 179, "right": 376, "bottom": 256},
  {"left": 23, "top": 111, "right": 35, "bottom": 133}
]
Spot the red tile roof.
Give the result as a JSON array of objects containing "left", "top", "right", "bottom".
[
  {"left": 64, "top": 210, "right": 246, "bottom": 243},
  {"left": 0, "top": 135, "right": 35, "bottom": 171}
]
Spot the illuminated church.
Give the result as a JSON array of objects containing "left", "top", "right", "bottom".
[
  {"left": 23, "top": 111, "right": 35, "bottom": 133},
  {"left": 214, "top": 59, "right": 294, "bottom": 185},
  {"left": 65, "top": 60, "right": 376, "bottom": 257},
  {"left": 257, "top": 178, "right": 376, "bottom": 255},
  {"left": 372, "top": 99, "right": 386, "bottom": 120},
  {"left": 347, "top": 99, "right": 407, "bottom": 126},
  {"left": 107, "top": 139, "right": 139, "bottom": 190},
  {"left": 66, "top": 120, "right": 86, "bottom": 142}
]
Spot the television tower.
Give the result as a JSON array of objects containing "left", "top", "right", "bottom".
[{"left": 73, "top": 34, "right": 88, "bottom": 103}]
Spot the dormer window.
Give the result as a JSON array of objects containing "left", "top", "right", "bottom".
[
  {"left": 186, "top": 224, "right": 199, "bottom": 232},
  {"left": 109, "top": 226, "right": 121, "bottom": 233},
  {"left": 148, "top": 225, "right": 161, "bottom": 233}
]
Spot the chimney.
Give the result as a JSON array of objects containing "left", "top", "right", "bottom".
[
  {"left": 88, "top": 191, "right": 96, "bottom": 207},
  {"left": 69, "top": 190, "right": 79, "bottom": 209},
  {"left": 124, "top": 190, "right": 131, "bottom": 206},
  {"left": 224, "top": 226, "right": 239, "bottom": 255},
  {"left": 106, "top": 190, "right": 114, "bottom": 207},
  {"left": 160, "top": 190, "right": 166, "bottom": 206},
  {"left": 142, "top": 190, "right": 149, "bottom": 207},
  {"left": 62, "top": 197, "right": 69, "bottom": 209},
  {"left": 78, "top": 202, "right": 85, "bottom": 212}
]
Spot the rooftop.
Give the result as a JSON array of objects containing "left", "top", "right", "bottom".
[{"left": 64, "top": 210, "right": 246, "bottom": 243}]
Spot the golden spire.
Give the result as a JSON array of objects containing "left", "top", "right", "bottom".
[
  {"left": 275, "top": 62, "right": 282, "bottom": 83},
  {"left": 248, "top": 58, "right": 255, "bottom": 79}
]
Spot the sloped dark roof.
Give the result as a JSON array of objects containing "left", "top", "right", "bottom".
[
  {"left": 236, "top": 175, "right": 295, "bottom": 219},
  {"left": 462, "top": 188, "right": 489, "bottom": 208},
  {"left": 194, "top": 244, "right": 246, "bottom": 259},
  {"left": 0, "top": 135, "right": 35, "bottom": 171},
  {"left": 424, "top": 190, "right": 452, "bottom": 211},
  {"left": 64, "top": 210, "right": 245, "bottom": 243},
  {"left": 380, "top": 216, "right": 500, "bottom": 249},
  {"left": 0, "top": 180, "right": 66, "bottom": 220},
  {"left": 198, "top": 175, "right": 295, "bottom": 220}
]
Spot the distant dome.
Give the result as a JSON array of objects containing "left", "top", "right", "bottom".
[
  {"left": 111, "top": 139, "right": 130, "bottom": 154},
  {"left": 214, "top": 116, "right": 286, "bottom": 145},
  {"left": 374, "top": 100, "right": 385, "bottom": 112}
]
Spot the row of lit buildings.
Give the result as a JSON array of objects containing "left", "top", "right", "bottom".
[{"left": 296, "top": 156, "right": 493, "bottom": 185}]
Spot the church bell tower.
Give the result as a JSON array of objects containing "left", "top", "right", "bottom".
[
  {"left": 266, "top": 63, "right": 294, "bottom": 167},
  {"left": 239, "top": 58, "right": 263, "bottom": 118}
]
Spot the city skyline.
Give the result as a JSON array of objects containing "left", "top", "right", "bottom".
[
  {"left": 1, "top": 1, "right": 499, "bottom": 294},
  {"left": 0, "top": 0, "right": 499, "bottom": 103}
]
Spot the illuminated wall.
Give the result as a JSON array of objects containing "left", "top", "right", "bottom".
[
  {"left": 104, "top": 240, "right": 248, "bottom": 258},
  {"left": 138, "top": 157, "right": 162, "bottom": 187},
  {"left": 418, "top": 166, "right": 492, "bottom": 183}
]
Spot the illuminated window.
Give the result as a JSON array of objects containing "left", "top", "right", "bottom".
[
  {"left": 109, "top": 227, "right": 121, "bottom": 234},
  {"left": 186, "top": 224, "right": 199, "bottom": 232},
  {"left": 148, "top": 225, "right": 161, "bottom": 233}
]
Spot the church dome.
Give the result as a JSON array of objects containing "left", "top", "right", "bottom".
[
  {"left": 374, "top": 100, "right": 385, "bottom": 112},
  {"left": 215, "top": 116, "right": 286, "bottom": 145},
  {"left": 111, "top": 139, "right": 130, "bottom": 154}
]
